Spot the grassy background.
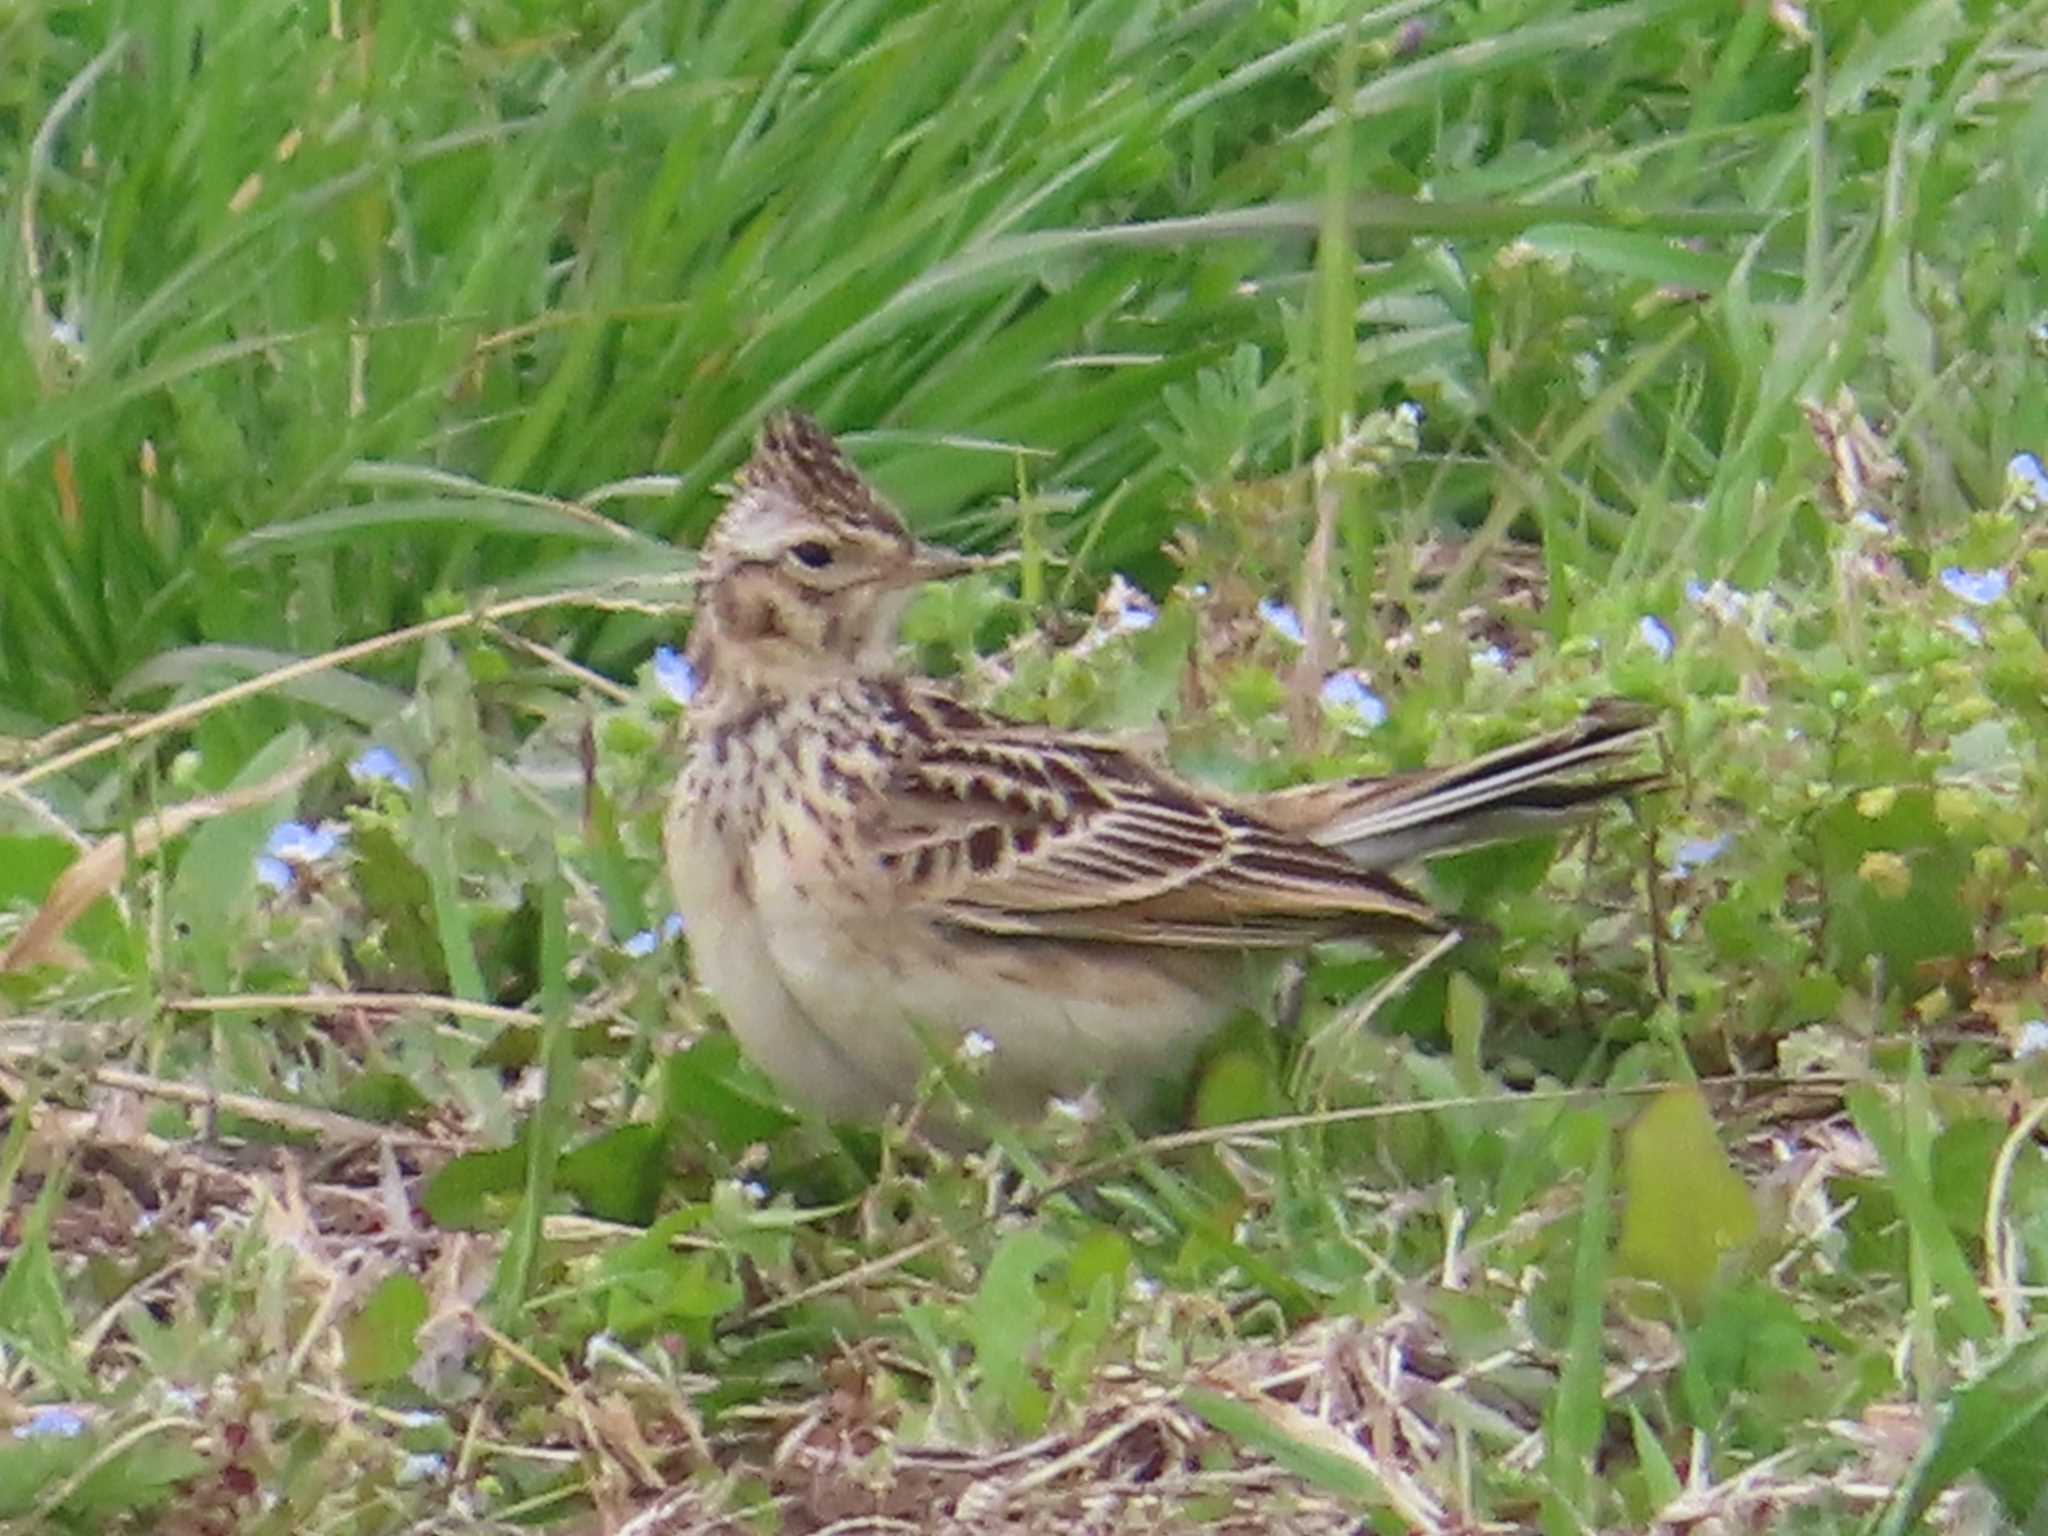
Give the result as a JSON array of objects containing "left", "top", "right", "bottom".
[{"left": 5, "top": 0, "right": 2048, "bottom": 1530}]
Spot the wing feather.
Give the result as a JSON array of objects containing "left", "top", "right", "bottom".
[
  {"left": 867, "top": 689, "right": 1441, "bottom": 946},
  {"left": 1253, "top": 698, "right": 1660, "bottom": 867}
]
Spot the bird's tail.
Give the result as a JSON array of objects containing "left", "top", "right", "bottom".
[{"left": 1252, "top": 699, "right": 1663, "bottom": 870}]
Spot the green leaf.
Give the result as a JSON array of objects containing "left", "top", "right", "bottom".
[
  {"left": 971, "top": 1229, "right": 1065, "bottom": 1436},
  {"left": 0, "top": 1428, "right": 206, "bottom": 1523},
  {"left": 582, "top": 778, "right": 648, "bottom": 943},
  {"left": 558, "top": 1123, "right": 669, "bottom": 1226},
  {"left": 493, "top": 851, "right": 573, "bottom": 1318},
  {"left": 420, "top": 1142, "right": 528, "bottom": 1231},
  {"left": 1616, "top": 1087, "right": 1757, "bottom": 1314},
  {"left": 1628, "top": 1405, "right": 1684, "bottom": 1510},
  {"left": 1812, "top": 789, "right": 1975, "bottom": 982},
  {"left": 336, "top": 1071, "right": 432, "bottom": 1126},
  {"left": 1183, "top": 1387, "right": 1389, "bottom": 1507},
  {"left": 1848, "top": 1083, "right": 1998, "bottom": 1344},
  {"left": 0, "top": 1201, "right": 75, "bottom": 1374},
  {"left": 1877, "top": 1330, "right": 2048, "bottom": 1535},
  {"left": 660, "top": 1037, "right": 799, "bottom": 1150},
  {"left": 343, "top": 1272, "right": 429, "bottom": 1388},
  {"left": 348, "top": 823, "right": 447, "bottom": 991},
  {"left": 1545, "top": 1109, "right": 1612, "bottom": 1516},
  {"left": 597, "top": 1214, "right": 742, "bottom": 1343},
  {"left": 0, "top": 836, "right": 84, "bottom": 907},
  {"left": 165, "top": 729, "right": 311, "bottom": 992}
]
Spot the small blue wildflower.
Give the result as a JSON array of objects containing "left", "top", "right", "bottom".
[
  {"left": 2018, "top": 1020, "right": 2048, "bottom": 1059},
  {"left": 1637, "top": 615, "right": 1674, "bottom": 660},
  {"left": 1258, "top": 597, "right": 1306, "bottom": 645},
  {"left": 396, "top": 1453, "right": 446, "bottom": 1487},
  {"left": 653, "top": 645, "right": 700, "bottom": 705},
  {"left": 267, "top": 820, "right": 344, "bottom": 862},
  {"left": 662, "top": 912, "right": 686, "bottom": 941},
  {"left": 1685, "top": 580, "right": 1765, "bottom": 627},
  {"left": 1940, "top": 566, "right": 2007, "bottom": 606},
  {"left": 622, "top": 929, "right": 659, "bottom": 958},
  {"left": 1471, "top": 643, "right": 1509, "bottom": 671},
  {"left": 13, "top": 1407, "right": 87, "bottom": 1440},
  {"left": 1318, "top": 670, "right": 1388, "bottom": 728},
  {"left": 1101, "top": 574, "right": 1158, "bottom": 633},
  {"left": 1849, "top": 508, "right": 1892, "bottom": 536},
  {"left": 2009, "top": 452, "right": 2048, "bottom": 509},
  {"left": 1945, "top": 615, "right": 1984, "bottom": 646},
  {"left": 1396, "top": 400, "right": 1426, "bottom": 428},
  {"left": 257, "top": 820, "right": 345, "bottom": 892},
  {"left": 349, "top": 746, "right": 414, "bottom": 791},
  {"left": 1669, "top": 835, "right": 1729, "bottom": 877}
]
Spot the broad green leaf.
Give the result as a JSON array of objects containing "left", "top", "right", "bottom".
[
  {"left": 343, "top": 1272, "right": 429, "bottom": 1388},
  {"left": 558, "top": 1123, "right": 669, "bottom": 1226},
  {"left": 421, "top": 1142, "right": 528, "bottom": 1231},
  {"left": 660, "top": 1037, "right": 800, "bottom": 1150},
  {"left": 971, "top": 1229, "right": 1065, "bottom": 1436},
  {"left": 1617, "top": 1087, "right": 1757, "bottom": 1313}
]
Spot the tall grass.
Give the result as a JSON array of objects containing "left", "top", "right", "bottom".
[{"left": 6, "top": 0, "right": 2036, "bottom": 742}]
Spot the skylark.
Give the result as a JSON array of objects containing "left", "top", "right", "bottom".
[{"left": 665, "top": 413, "right": 1657, "bottom": 1126}]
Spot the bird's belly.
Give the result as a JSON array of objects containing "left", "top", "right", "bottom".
[
  {"left": 670, "top": 779, "right": 1256, "bottom": 1126},
  {"left": 755, "top": 855, "right": 1251, "bottom": 1121},
  {"left": 665, "top": 795, "right": 907, "bottom": 1121}
]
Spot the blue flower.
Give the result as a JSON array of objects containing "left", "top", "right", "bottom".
[
  {"left": 1945, "top": 615, "right": 1984, "bottom": 646},
  {"left": 1668, "top": 835, "right": 1729, "bottom": 876},
  {"left": 1683, "top": 580, "right": 1766, "bottom": 627},
  {"left": 1100, "top": 574, "right": 1157, "bottom": 633},
  {"left": 267, "top": 820, "right": 344, "bottom": 862},
  {"left": 1318, "top": 670, "right": 1387, "bottom": 728},
  {"left": 1939, "top": 567, "right": 2007, "bottom": 606},
  {"left": 1471, "top": 643, "right": 1509, "bottom": 671},
  {"left": 624, "top": 914, "right": 685, "bottom": 956},
  {"left": 256, "top": 820, "right": 345, "bottom": 891},
  {"left": 13, "top": 1407, "right": 86, "bottom": 1440},
  {"left": 1637, "top": 615, "right": 1674, "bottom": 660},
  {"left": 1258, "top": 597, "right": 1306, "bottom": 645},
  {"left": 2009, "top": 451, "right": 2048, "bottom": 509},
  {"left": 348, "top": 746, "right": 414, "bottom": 791},
  {"left": 652, "top": 645, "right": 700, "bottom": 704},
  {"left": 1849, "top": 508, "right": 1892, "bottom": 536}
]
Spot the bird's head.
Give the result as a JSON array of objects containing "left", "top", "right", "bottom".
[{"left": 688, "top": 413, "right": 980, "bottom": 694}]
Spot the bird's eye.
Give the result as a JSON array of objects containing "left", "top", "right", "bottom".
[{"left": 789, "top": 541, "right": 834, "bottom": 570}]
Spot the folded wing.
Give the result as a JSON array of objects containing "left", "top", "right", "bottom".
[{"left": 866, "top": 698, "right": 1443, "bottom": 948}]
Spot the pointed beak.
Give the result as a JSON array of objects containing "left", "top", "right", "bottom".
[{"left": 895, "top": 542, "right": 1002, "bottom": 587}]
